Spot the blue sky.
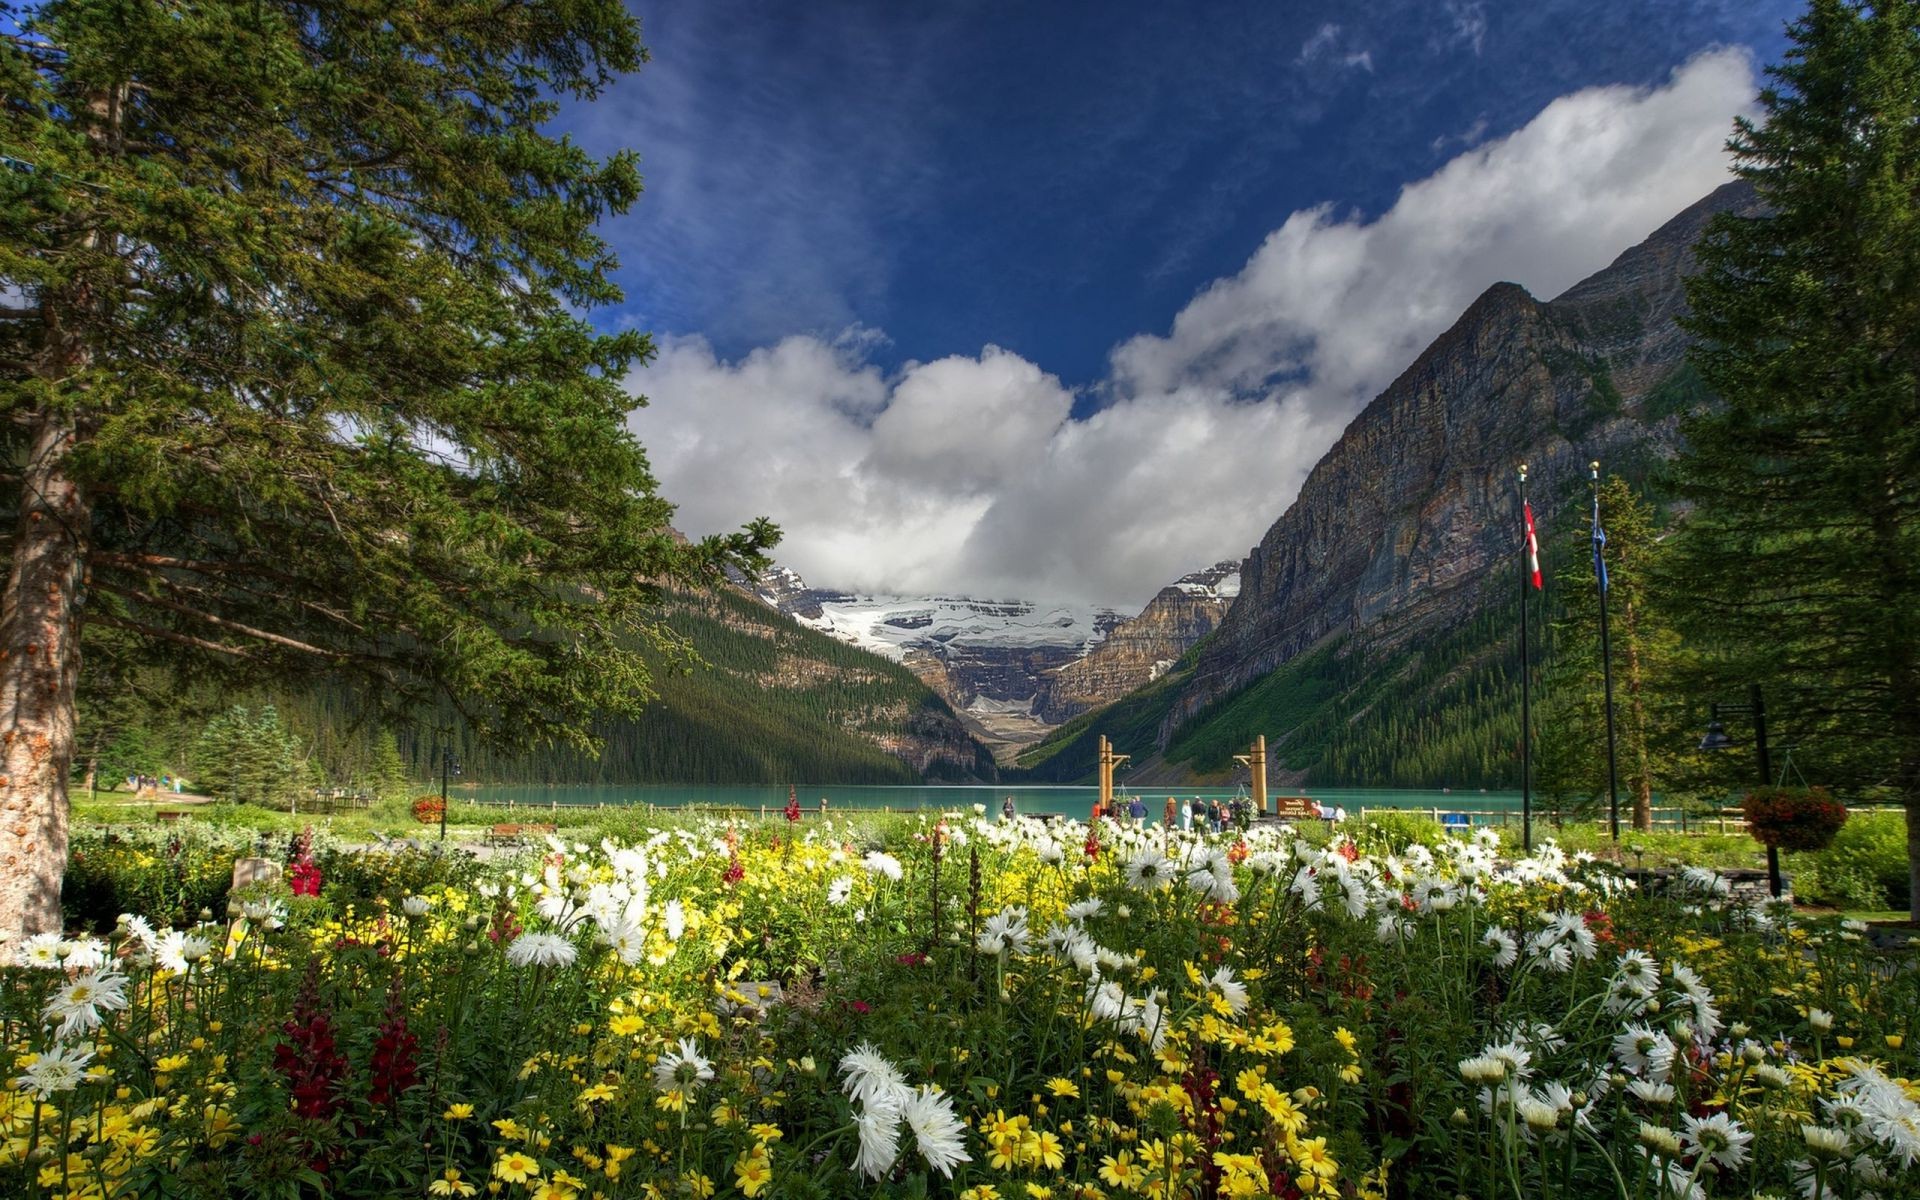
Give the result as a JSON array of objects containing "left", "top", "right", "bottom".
[{"left": 585, "top": 1, "right": 1801, "bottom": 606}]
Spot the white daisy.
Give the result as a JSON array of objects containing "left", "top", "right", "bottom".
[
  {"left": 1064, "top": 898, "right": 1104, "bottom": 923},
  {"left": 901, "top": 1085, "right": 970, "bottom": 1177},
  {"left": 15, "top": 1044, "right": 94, "bottom": 1098},
  {"left": 1682, "top": 1112, "right": 1753, "bottom": 1169},
  {"left": 651, "top": 1037, "right": 714, "bottom": 1093},
  {"left": 15, "top": 932, "right": 63, "bottom": 970},
  {"left": 43, "top": 970, "right": 129, "bottom": 1040},
  {"left": 154, "top": 931, "right": 212, "bottom": 974},
  {"left": 827, "top": 877, "right": 855, "bottom": 906},
  {"left": 1207, "top": 966, "right": 1249, "bottom": 1016},
  {"left": 851, "top": 1097, "right": 904, "bottom": 1179},
  {"left": 1482, "top": 927, "right": 1519, "bottom": 967},
  {"left": 839, "top": 1042, "right": 911, "bottom": 1110},
  {"left": 1123, "top": 848, "right": 1172, "bottom": 892},
  {"left": 861, "top": 852, "right": 903, "bottom": 881},
  {"left": 504, "top": 931, "right": 577, "bottom": 969}
]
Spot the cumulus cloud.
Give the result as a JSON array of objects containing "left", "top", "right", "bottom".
[{"left": 627, "top": 50, "right": 1757, "bottom": 611}]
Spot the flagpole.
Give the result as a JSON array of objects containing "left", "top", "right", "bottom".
[
  {"left": 1593, "top": 462, "right": 1622, "bottom": 842},
  {"left": 1518, "top": 463, "right": 1533, "bottom": 853}
]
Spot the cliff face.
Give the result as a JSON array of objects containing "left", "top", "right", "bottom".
[
  {"left": 1037, "top": 561, "right": 1239, "bottom": 723},
  {"left": 1160, "top": 181, "right": 1754, "bottom": 745}
]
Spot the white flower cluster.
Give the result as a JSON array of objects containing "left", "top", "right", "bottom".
[{"left": 838, "top": 1042, "right": 970, "bottom": 1179}]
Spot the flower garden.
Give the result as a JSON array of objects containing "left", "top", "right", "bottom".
[{"left": 3, "top": 812, "right": 1916, "bottom": 1200}]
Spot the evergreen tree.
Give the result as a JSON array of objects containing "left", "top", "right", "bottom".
[
  {"left": 0, "top": 1, "right": 773, "bottom": 938},
  {"left": 370, "top": 729, "right": 410, "bottom": 802},
  {"left": 1673, "top": 0, "right": 1920, "bottom": 916},
  {"left": 1550, "top": 479, "right": 1689, "bottom": 831}
]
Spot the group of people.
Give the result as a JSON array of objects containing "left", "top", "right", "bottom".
[
  {"left": 124, "top": 773, "right": 179, "bottom": 795},
  {"left": 1068, "top": 793, "right": 1254, "bottom": 832},
  {"left": 997, "top": 792, "right": 1347, "bottom": 830}
]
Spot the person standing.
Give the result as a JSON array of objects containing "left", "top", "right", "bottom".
[
  {"left": 1163, "top": 796, "right": 1177, "bottom": 828},
  {"left": 1001, "top": 795, "right": 1016, "bottom": 821}
]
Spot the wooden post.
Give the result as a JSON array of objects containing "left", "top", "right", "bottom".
[
  {"left": 1232, "top": 736, "right": 1269, "bottom": 815},
  {"left": 1095, "top": 735, "right": 1129, "bottom": 820}
]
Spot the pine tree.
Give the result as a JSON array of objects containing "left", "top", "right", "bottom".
[
  {"left": 371, "top": 729, "right": 409, "bottom": 803},
  {"left": 1673, "top": 0, "right": 1920, "bottom": 916},
  {"left": 0, "top": 1, "right": 775, "bottom": 939},
  {"left": 1549, "top": 479, "right": 1691, "bottom": 832}
]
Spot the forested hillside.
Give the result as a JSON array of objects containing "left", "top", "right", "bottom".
[{"left": 84, "top": 587, "right": 993, "bottom": 793}]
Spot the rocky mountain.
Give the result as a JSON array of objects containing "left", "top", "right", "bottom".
[
  {"left": 744, "top": 569, "right": 1127, "bottom": 753},
  {"left": 1018, "top": 180, "right": 1753, "bottom": 786},
  {"left": 1034, "top": 561, "right": 1239, "bottom": 724}
]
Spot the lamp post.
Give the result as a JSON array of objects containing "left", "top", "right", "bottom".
[
  {"left": 1699, "top": 683, "right": 1779, "bottom": 896},
  {"left": 438, "top": 747, "right": 461, "bottom": 842}
]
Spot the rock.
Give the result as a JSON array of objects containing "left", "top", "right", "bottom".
[{"left": 1160, "top": 181, "right": 1758, "bottom": 744}]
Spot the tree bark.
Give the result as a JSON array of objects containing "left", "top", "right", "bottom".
[
  {"left": 1619, "top": 598, "right": 1655, "bottom": 832},
  {"left": 0, "top": 414, "right": 91, "bottom": 947}
]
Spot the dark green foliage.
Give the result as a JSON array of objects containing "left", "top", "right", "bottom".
[
  {"left": 98, "top": 586, "right": 991, "bottom": 787},
  {"left": 62, "top": 826, "right": 260, "bottom": 931},
  {"left": 0, "top": 0, "right": 772, "bottom": 753},
  {"left": 1671, "top": 0, "right": 1920, "bottom": 914},
  {"left": 1788, "top": 810, "right": 1911, "bottom": 910},
  {"left": 434, "top": 588, "right": 988, "bottom": 785},
  {"left": 1640, "top": 361, "right": 1714, "bottom": 421},
  {"left": 1019, "top": 596, "right": 1551, "bottom": 789},
  {"left": 191, "top": 704, "right": 313, "bottom": 807}
]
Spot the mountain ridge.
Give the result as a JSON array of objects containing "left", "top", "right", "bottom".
[{"left": 1017, "top": 179, "right": 1755, "bottom": 785}]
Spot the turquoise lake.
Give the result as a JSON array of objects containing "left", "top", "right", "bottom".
[{"left": 453, "top": 782, "right": 1684, "bottom": 823}]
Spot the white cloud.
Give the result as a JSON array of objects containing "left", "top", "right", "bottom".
[
  {"left": 1297, "top": 23, "right": 1372, "bottom": 71},
  {"left": 627, "top": 50, "right": 1757, "bottom": 611}
]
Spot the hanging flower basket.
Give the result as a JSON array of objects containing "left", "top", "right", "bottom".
[
  {"left": 411, "top": 796, "right": 446, "bottom": 825},
  {"left": 1742, "top": 785, "right": 1847, "bottom": 852}
]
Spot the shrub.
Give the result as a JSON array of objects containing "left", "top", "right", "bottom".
[
  {"left": 62, "top": 826, "right": 257, "bottom": 930},
  {"left": 312, "top": 844, "right": 481, "bottom": 904},
  {"left": 1789, "top": 810, "right": 1909, "bottom": 911},
  {"left": 1351, "top": 810, "right": 1445, "bottom": 854},
  {"left": 1743, "top": 785, "right": 1848, "bottom": 851}
]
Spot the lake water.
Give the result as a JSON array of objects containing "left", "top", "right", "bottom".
[{"left": 460, "top": 782, "right": 1556, "bottom": 820}]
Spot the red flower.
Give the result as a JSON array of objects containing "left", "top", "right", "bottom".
[
  {"left": 273, "top": 971, "right": 347, "bottom": 1120},
  {"left": 722, "top": 853, "right": 745, "bottom": 885},
  {"left": 289, "top": 858, "right": 323, "bottom": 897},
  {"left": 368, "top": 985, "right": 420, "bottom": 1108}
]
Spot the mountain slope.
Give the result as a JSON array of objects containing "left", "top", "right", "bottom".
[
  {"left": 1033, "top": 561, "right": 1238, "bottom": 724},
  {"left": 1017, "top": 181, "right": 1751, "bottom": 786},
  {"left": 438, "top": 584, "right": 995, "bottom": 784}
]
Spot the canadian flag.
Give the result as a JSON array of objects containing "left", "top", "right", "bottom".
[{"left": 1523, "top": 502, "right": 1543, "bottom": 590}]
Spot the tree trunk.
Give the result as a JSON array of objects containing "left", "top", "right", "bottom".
[
  {"left": 0, "top": 414, "right": 91, "bottom": 947},
  {"left": 1619, "top": 599, "right": 1654, "bottom": 832}
]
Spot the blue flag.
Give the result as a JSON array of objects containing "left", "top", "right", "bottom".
[{"left": 1591, "top": 491, "right": 1609, "bottom": 595}]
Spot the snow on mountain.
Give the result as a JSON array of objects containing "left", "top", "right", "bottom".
[
  {"left": 791, "top": 593, "right": 1124, "bottom": 663},
  {"left": 1170, "top": 560, "right": 1241, "bottom": 599}
]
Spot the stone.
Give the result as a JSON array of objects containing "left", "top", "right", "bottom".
[{"left": 232, "top": 857, "right": 282, "bottom": 891}]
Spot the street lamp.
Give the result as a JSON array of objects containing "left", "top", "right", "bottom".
[
  {"left": 438, "top": 747, "right": 462, "bottom": 842},
  {"left": 1698, "top": 683, "right": 1780, "bottom": 896}
]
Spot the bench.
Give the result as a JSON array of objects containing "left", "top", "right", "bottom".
[
  {"left": 483, "top": 823, "right": 557, "bottom": 847},
  {"left": 1441, "top": 812, "right": 1472, "bottom": 831},
  {"left": 1270, "top": 796, "right": 1324, "bottom": 821}
]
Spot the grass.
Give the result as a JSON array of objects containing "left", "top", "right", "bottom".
[{"left": 70, "top": 791, "right": 926, "bottom": 845}]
